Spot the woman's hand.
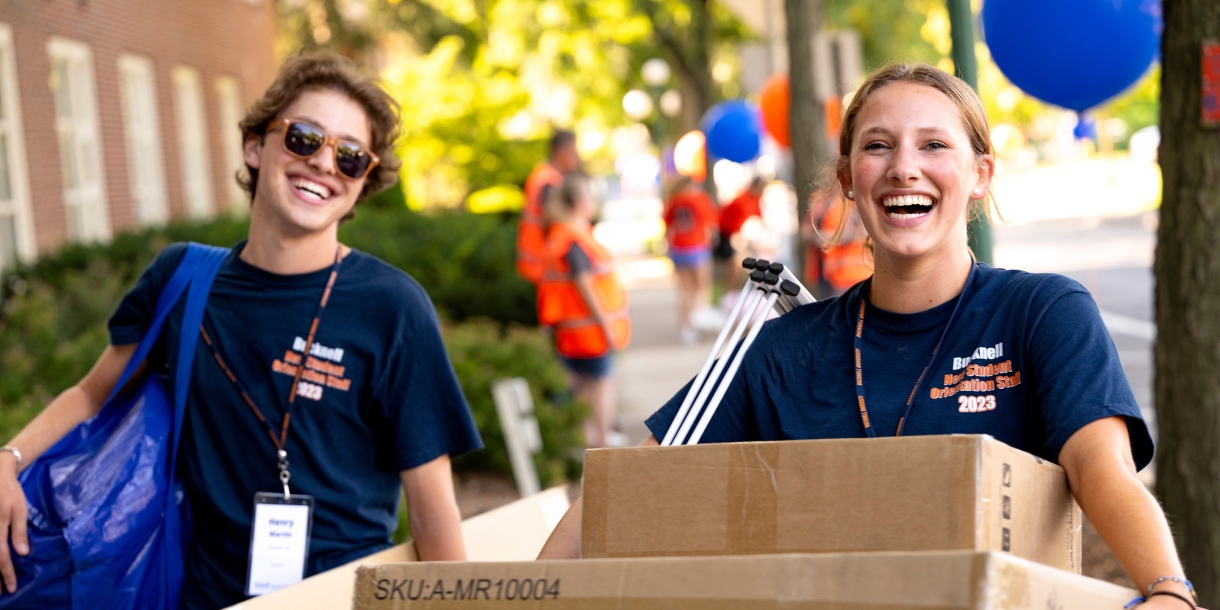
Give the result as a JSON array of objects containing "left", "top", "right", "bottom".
[
  {"left": 1137, "top": 596, "right": 1204, "bottom": 610},
  {"left": 1059, "top": 417, "right": 1192, "bottom": 609},
  {"left": 0, "top": 452, "right": 28, "bottom": 594}
]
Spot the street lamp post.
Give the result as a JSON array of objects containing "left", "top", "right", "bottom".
[{"left": 946, "top": 0, "right": 993, "bottom": 265}]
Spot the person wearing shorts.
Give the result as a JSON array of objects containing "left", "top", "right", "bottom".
[
  {"left": 663, "top": 178, "right": 718, "bottom": 343},
  {"left": 538, "top": 173, "right": 631, "bottom": 448}
]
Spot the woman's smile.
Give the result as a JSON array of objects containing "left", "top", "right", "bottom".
[{"left": 844, "top": 81, "right": 990, "bottom": 262}]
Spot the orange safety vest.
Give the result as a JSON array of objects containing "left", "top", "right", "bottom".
[
  {"left": 818, "top": 195, "right": 873, "bottom": 291},
  {"left": 538, "top": 224, "right": 631, "bottom": 358},
  {"left": 516, "top": 163, "right": 563, "bottom": 283}
]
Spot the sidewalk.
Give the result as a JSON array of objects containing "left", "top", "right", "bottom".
[{"left": 612, "top": 258, "right": 714, "bottom": 444}]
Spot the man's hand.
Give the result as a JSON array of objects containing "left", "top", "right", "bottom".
[
  {"left": 0, "top": 343, "right": 140, "bottom": 595},
  {"left": 0, "top": 452, "right": 28, "bottom": 594}
]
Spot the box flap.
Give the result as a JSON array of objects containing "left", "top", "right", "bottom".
[{"left": 228, "top": 485, "right": 570, "bottom": 609}]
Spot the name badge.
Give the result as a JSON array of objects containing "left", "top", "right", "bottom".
[{"left": 246, "top": 492, "right": 314, "bottom": 596}]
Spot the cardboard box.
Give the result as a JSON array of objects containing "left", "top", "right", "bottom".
[
  {"left": 227, "top": 485, "right": 572, "bottom": 610},
  {"left": 581, "top": 435, "right": 1082, "bottom": 572},
  {"left": 351, "top": 551, "right": 1134, "bottom": 609}
]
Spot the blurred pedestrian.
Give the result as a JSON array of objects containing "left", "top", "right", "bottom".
[
  {"left": 715, "top": 176, "right": 764, "bottom": 291},
  {"left": 806, "top": 188, "right": 872, "bottom": 296},
  {"left": 663, "top": 177, "right": 719, "bottom": 344},
  {"left": 537, "top": 173, "right": 631, "bottom": 448},
  {"left": 517, "top": 130, "right": 581, "bottom": 283}
]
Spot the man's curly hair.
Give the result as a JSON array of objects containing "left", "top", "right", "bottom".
[{"left": 237, "top": 48, "right": 401, "bottom": 213}]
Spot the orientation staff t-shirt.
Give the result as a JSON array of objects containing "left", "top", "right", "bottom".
[
  {"left": 109, "top": 243, "right": 483, "bottom": 608},
  {"left": 647, "top": 263, "right": 1154, "bottom": 470}
]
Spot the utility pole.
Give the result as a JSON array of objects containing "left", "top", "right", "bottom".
[{"left": 946, "top": 0, "right": 993, "bottom": 264}]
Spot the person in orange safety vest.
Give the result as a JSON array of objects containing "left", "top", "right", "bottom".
[
  {"left": 809, "top": 188, "right": 873, "bottom": 295},
  {"left": 517, "top": 130, "right": 581, "bottom": 283},
  {"left": 538, "top": 172, "right": 630, "bottom": 448}
]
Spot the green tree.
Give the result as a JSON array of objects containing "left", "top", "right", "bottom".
[{"left": 277, "top": 0, "right": 751, "bottom": 208}]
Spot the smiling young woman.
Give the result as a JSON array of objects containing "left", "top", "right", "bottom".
[{"left": 538, "top": 62, "right": 1196, "bottom": 610}]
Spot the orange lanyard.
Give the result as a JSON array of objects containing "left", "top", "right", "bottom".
[
  {"left": 201, "top": 247, "right": 342, "bottom": 494},
  {"left": 853, "top": 263, "right": 976, "bottom": 437}
]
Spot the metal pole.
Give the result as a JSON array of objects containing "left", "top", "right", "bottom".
[{"left": 946, "top": 0, "right": 993, "bottom": 265}]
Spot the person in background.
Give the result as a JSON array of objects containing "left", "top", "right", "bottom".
[
  {"left": 807, "top": 187, "right": 872, "bottom": 296},
  {"left": 715, "top": 176, "right": 765, "bottom": 291},
  {"left": 0, "top": 50, "right": 482, "bottom": 608},
  {"left": 517, "top": 131, "right": 581, "bottom": 283},
  {"left": 537, "top": 173, "right": 631, "bottom": 448},
  {"left": 663, "top": 177, "right": 719, "bottom": 344}
]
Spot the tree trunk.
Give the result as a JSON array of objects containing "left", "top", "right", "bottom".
[
  {"left": 644, "top": 0, "right": 714, "bottom": 140},
  {"left": 1155, "top": 0, "right": 1220, "bottom": 605},
  {"left": 785, "top": 0, "right": 828, "bottom": 276}
]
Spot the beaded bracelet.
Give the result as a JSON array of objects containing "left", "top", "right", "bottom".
[{"left": 1146, "top": 577, "right": 1198, "bottom": 603}]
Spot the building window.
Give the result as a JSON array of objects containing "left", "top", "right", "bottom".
[
  {"left": 0, "top": 24, "right": 34, "bottom": 270},
  {"left": 215, "top": 76, "right": 247, "bottom": 214},
  {"left": 47, "top": 37, "right": 110, "bottom": 243},
  {"left": 118, "top": 55, "right": 168, "bottom": 226},
  {"left": 172, "top": 66, "right": 213, "bottom": 218}
]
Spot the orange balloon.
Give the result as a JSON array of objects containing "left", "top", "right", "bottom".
[{"left": 759, "top": 74, "right": 790, "bottom": 147}]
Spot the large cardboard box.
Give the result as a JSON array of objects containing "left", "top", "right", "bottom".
[
  {"left": 227, "top": 485, "right": 571, "bottom": 610},
  {"left": 581, "top": 435, "right": 1082, "bottom": 572},
  {"left": 351, "top": 551, "right": 1134, "bottom": 609}
]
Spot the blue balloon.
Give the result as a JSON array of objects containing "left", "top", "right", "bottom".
[
  {"left": 701, "top": 100, "right": 761, "bottom": 163},
  {"left": 1072, "top": 115, "right": 1097, "bottom": 141},
  {"left": 981, "top": 0, "right": 1160, "bottom": 112}
]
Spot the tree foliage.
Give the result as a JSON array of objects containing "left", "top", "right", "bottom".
[{"left": 276, "top": 0, "right": 749, "bottom": 209}]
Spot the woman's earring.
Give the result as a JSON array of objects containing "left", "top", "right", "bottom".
[
  {"left": 846, "top": 190, "right": 854, "bottom": 200},
  {"left": 971, "top": 188, "right": 983, "bottom": 198}
]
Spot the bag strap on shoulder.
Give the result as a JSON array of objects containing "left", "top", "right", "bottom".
[
  {"left": 104, "top": 245, "right": 207, "bottom": 405},
  {"left": 170, "top": 244, "right": 227, "bottom": 470}
]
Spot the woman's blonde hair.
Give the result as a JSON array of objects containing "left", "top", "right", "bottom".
[{"left": 817, "top": 62, "right": 999, "bottom": 248}]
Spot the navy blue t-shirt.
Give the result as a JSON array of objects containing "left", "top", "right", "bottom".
[
  {"left": 109, "top": 242, "right": 483, "bottom": 608},
  {"left": 646, "top": 263, "right": 1153, "bottom": 470}
]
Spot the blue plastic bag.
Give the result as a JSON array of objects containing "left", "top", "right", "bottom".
[{"left": 1, "top": 244, "right": 227, "bottom": 610}]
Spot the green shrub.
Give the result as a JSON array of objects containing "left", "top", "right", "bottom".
[
  {"left": 444, "top": 319, "right": 585, "bottom": 487},
  {"left": 339, "top": 208, "right": 536, "bottom": 326}
]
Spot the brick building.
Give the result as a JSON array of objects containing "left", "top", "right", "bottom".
[{"left": 0, "top": 0, "right": 277, "bottom": 270}]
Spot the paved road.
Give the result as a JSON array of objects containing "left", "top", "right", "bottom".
[{"left": 612, "top": 212, "right": 1160, "bottom": 461}]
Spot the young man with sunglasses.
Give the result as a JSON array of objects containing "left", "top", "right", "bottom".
[{"left": 0, "top": 50, "right": 482, "bottom": 608}]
